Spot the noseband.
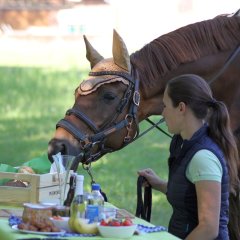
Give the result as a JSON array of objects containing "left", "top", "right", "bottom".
[{"left": 56, "top": 70, "right": 140, "bottom": 165}]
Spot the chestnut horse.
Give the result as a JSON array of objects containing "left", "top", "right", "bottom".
[{"left": 48, "top": 15, "right": 240, "bottom": 239}]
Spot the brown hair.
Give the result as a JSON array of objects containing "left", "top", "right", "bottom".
[{"left": 167, "top": 74, "right": 240, "bottom": 194}]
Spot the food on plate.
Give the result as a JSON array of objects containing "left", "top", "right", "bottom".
[
  {"left": 100, "top": 218, "right": 133, "bottom": 227},
  {"left": 52, "top": 215, "right": 64, "bottom": 220},
  {"left": 19, "top": 203, "right": 60, "bottom": 232},
  {"left": 49, "top": 216, "right": 74, "bottom": 232},
  {"left": 98, "top": 219, "right": 137, "bottom": 239},
  {"left": 18, "top": 218, "right": 60, "bottom": 232},
  {"left": 122, "top": 218, "right": 134, "bottom": 226}
]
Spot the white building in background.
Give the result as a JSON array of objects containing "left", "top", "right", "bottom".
[
  {"left": 0, "top": 0, "right": 239, "bottom": 67},
  {"left": 56, "top": 0, "right": 240, "bottom": 53},
  {"left": 57, "top": 3, "right": 114, "bottom": 36}
]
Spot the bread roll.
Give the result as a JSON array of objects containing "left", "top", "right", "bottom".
[
  {"left": 3, "top": 180, "right": 27, "bottom": 187},
  {"left": 18, "top": 166, "right": 35, "bottom": 174}
]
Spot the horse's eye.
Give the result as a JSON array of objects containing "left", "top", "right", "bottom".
[{"left": 103, "top": 93, "right": 116, "bottom": 101}]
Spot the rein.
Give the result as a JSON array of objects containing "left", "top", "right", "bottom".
[
  {"left": 135, "top": 175, "right": 152, "bottom": 222},
  {"left": 208, "top": 45, "right": 240, "bottom": 85}
]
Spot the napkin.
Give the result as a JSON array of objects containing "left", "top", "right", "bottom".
[
  {"left": 50, "top": 152, "right": 65, "bottom": 173},
  {"left": 8, "top": 215, "right": 22, "bottom": 226},
  {"left": 136, "top": 224, "right": 167, "bottom": 234}
]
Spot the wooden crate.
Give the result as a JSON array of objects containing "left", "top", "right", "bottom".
[{"left": 0, "top": 171, "right": 71, "bottom": 205}]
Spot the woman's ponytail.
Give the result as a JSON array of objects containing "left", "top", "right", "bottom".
[{"left": 208, "top": 101, "right": 240, "bottom": 194}]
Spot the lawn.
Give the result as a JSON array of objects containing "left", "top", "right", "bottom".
[{"left": 0, "top": 41, "right": 172, "bottom": 227}]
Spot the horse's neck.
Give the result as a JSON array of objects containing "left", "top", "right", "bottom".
[{"left": 138, "top": 50, "right": 237, "bottom": 121}]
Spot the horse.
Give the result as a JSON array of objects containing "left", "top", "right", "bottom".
[{"left": 48, "top": 14, "right": 240, "bottom": 239}]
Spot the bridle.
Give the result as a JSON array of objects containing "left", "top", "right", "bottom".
[{"left": 56, "top": 69, "right": 141, "bottom": 165}]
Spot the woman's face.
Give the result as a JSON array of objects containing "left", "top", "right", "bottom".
[{"left": 162, "top": 87, "right": 183, "bottom": 134}]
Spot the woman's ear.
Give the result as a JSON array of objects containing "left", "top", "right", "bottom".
[{"left": 178, "top": 102, "right": 186, "bottom": 113}]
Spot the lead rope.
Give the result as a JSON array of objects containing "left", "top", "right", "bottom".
[
  {"left": 82, "top": 163, "right": 108, "bottom": 202},
  {"left": 135, "top": 175, "right": 152, "bottom": 222}
]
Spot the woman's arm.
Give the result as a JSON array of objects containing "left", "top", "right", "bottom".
[
  {"left": 137, "top": 168, "right": 168, "bottom": 194},
  {"left": 185, "top": 180, "right": 221, "bottom": 240}
]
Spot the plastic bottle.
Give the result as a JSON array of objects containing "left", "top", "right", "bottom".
[
  {"left": 70, "top": 175, "right": 85, "bottom": 218},
  {"left": 86, "top": 183, "right": 104, "bottom": 223}
]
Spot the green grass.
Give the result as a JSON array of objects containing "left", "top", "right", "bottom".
[
  {"left": 0, "top": 66, "right": 85, "bottom": 165},
  {"left": 0, "top": 65, "right": 172, "bottom": 227}
]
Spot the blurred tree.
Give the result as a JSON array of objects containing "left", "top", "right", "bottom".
[
  {"left": 0, "top": 1, "right": 72, "bottom": 10},
  {"left": 0, "top": 0, "right": 72, "bottom": 30},
  {"left": 0, "top": 0, "right": 107, "bottom": 30}
]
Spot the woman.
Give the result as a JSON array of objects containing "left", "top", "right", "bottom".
[{"left": 138, "top": 74, "right": 239, "bottom": 239}]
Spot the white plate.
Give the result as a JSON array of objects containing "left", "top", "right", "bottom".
[{"left": 12, "top": 224, "right": 65, "bottom": 235}]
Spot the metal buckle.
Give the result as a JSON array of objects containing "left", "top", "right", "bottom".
[{"left": 133, "top": 91, "right": 140, "bottom": 106}]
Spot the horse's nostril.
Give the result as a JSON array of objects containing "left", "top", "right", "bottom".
[{"left": 48, "top": 139, "right": 67, "bottom": 162}]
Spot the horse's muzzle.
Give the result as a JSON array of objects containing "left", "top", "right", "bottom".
[{"left": 47, "top": 138, "right": 80, "bottom": 163}]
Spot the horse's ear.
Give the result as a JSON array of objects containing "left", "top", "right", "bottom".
[
  {"left": 83, "top": 35, "right": 104, "bottom": 69},
  {"left": 112, "top": 29, "right": 131, "bottom": 72}
]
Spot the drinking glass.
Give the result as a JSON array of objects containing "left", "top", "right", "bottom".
[{"left": 54, "top": 155, "right": 75, "bottom": 205}]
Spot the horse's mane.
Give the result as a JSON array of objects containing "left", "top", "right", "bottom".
[{"left": 130, "top": 16, "right": 240, "bottom": 94}]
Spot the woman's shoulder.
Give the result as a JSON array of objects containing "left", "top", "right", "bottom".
[
  {"left": 186, "top": 149, "right": 223, "bottom": 183},
  {"left": 192, "top": 149, "right": 221, "bottom": 165}
]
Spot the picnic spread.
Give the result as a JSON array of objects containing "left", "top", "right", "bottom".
[
  {"left": 0, "top": 205, "right": 180, "bottom": 240},
  {"left": 0, "top": 155, "right": 180, "bottom": 239}
]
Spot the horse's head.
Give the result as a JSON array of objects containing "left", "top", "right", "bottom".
[{"left": 48, "top": 30, "right": 140, "bottom": 168}]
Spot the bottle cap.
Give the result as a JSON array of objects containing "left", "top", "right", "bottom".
[{"left": 91, "top": 183, "right": 100, "bottom": 191}]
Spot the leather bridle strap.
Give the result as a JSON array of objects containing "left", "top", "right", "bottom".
[
  {"left": 90, "top": 118, "right": 130, "bottom": 142},
  {"left": 66, "top": 109, "right": 98, "bottom": 133},
  {"left": 57, "top": 119, "right": 88, "bottom": 142}
]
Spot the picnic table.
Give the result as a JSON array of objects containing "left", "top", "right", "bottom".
[{"left": 0, "top": 203, "right": 180, "bottom": 240}]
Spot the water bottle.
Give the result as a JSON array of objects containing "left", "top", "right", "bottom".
[
  {"left": 86, "top": 183, "right": 104, "bottom": 223},
  {"left": 70, "top": 175, "right": 85, "bottom": 218}
]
